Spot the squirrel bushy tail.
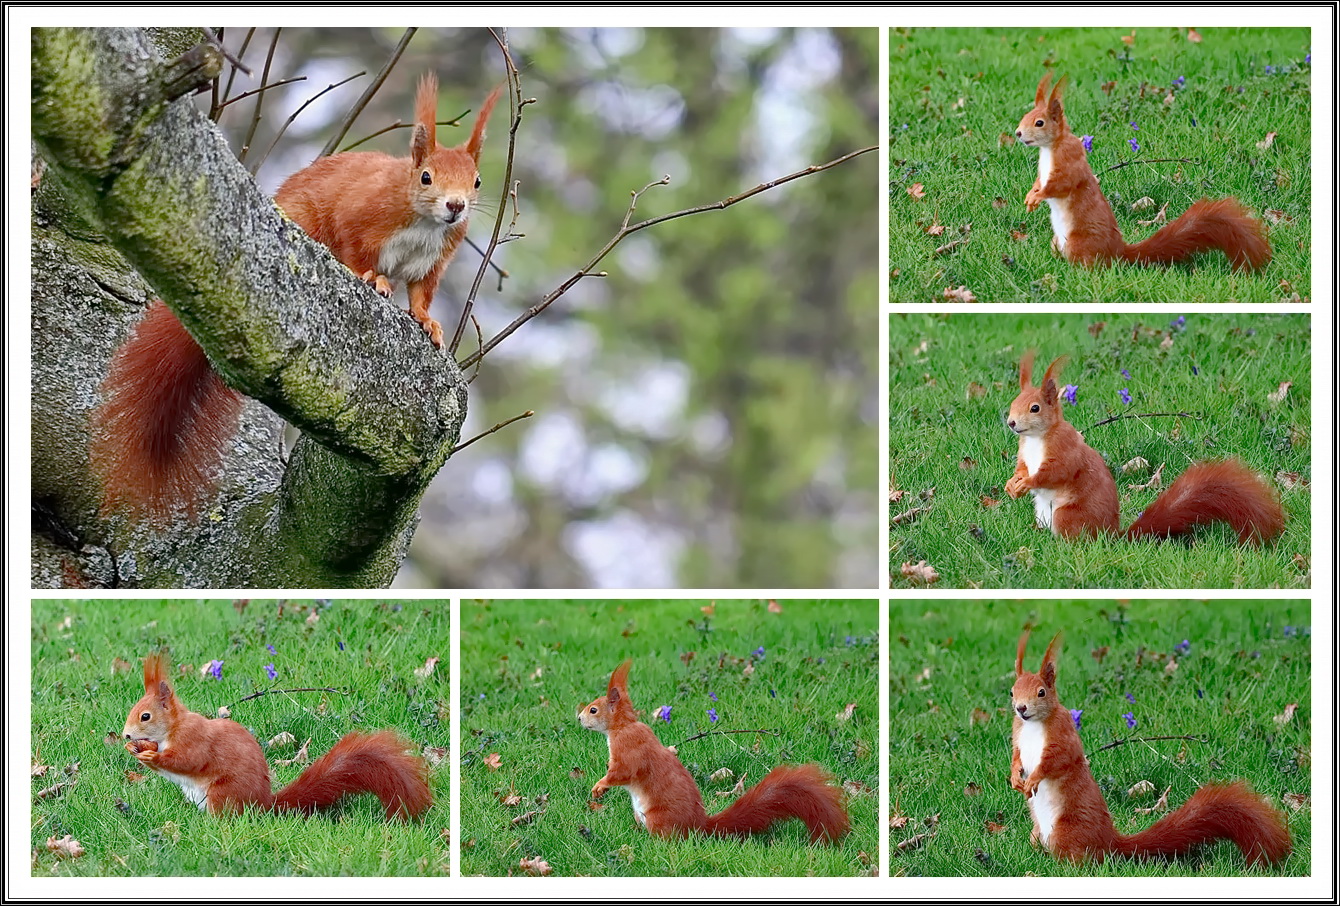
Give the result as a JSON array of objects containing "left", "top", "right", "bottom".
[
  {"left": 704, "top": 764, "right": 849, "bottom": 843},
  {"left": 1125, "top": 460, "right": 1285, "bottom": 544},
  {"left": 272, "top": 730, "right": 431, "bottom": 819},
  {"left": 1114, "top": 781, "right": 1291, "bottom": 866},
  {"left": 1120, "top": 198, "right": 1271, "bottom": 272},
  {"left": 89, "top": 300, "right": 241, "bottom": 521}
]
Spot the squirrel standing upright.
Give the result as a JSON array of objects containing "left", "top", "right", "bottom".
[
  {"left": 122, "top": 652, "right": 431, "bottom": 818},
  {"left": 1004, "top": 351, "right": 1285, "bottom": 542},
  {"left": 577, "top": 659, "right": 849, "bottom": 843},
  {"left": 1011, "top": 630, "right": 1291, "bottom": 866},
  {"left": 1017, "top": 73, "right": 1270, "bottom": 271},
  {"left": 89, "top": 76, "right": 499, "bottom": 522}
]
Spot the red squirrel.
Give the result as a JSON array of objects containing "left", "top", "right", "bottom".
[
  {"left": 122, "top": 652, "right": 431, "bottom": 818},
  {"left": 577, "top": 659, "right": 849, "bottom": 843},
  {"left": 1017, "top": 73, "right": 1270, "bottom": 271},
  {"left": 1004, "top": 351, "right": 1284, "bottom": 543},
  {"left": 1011, "top": 631, "right": 1291, "bottom": 866},
  {"left": 88, "top": 75, "right": 499, "bottom": 521}
]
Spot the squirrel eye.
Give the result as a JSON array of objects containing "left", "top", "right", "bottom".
[
  {"left": 1035, "top": 119, "right": 1044, "bottom": 127},
  {"left": 140, "top": 712, "right": 151, "bottom": 721},
  {"left": 589, "top": 706, "right": 597, "bottom": 714},
  {"left": 421, "top": 170, "right": 432, "bottom": 186},
  {"left": 1030, "top": 404, "right": 1040, "bottom": 413},
  {"left": 1038, "top": 688, "right": 1046, "bottom": 698},
  {"left": 474, "top": 175, "right": 482, "bottom": 189}
]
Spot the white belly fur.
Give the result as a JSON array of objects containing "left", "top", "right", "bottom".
[
  {"left": 377, "top": 218, "right": 457, "bottom": 284},
  {"left": 1036, "top": 148, "right": 1072, "bottom": 252},
  {"left": 1017, "top": 719, "right": 1059, "bottom": 846},
  {"left": 1020, "top": 435, "right": 1055, "bottom": 528},
  {"left": 156, "top": 767, "right": 210, "bottom": 810},
  {"left": 629, "top": 788, "right": 649, "bottom": 826}
]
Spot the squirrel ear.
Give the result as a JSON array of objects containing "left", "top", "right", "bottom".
[
  {"left": 143, "top": 651, "right": 166, "bottom": 693},
  {"left": 1040, "top": 632, "right": 1063, "bottom": 687},
  {"left": 1048, "top": 74, "right": 1069, "bottom": 118},
  {"left": 157, "top": 679, "right": 175, "bottom": 709},
  {"left": 1034, "top": 72, "right": 1053, "bottom": 106},
  {"left": 1015, "top": 630, "right": 1031, "bottom": 676},
  {"left": 466, "top": 86, "right": 502, "bottom": 163},
  {"left": 410, "top": 123, "right": 432, "bottom": 170},
  {"left": 1019, "top": 350, "right": 1037, "bottom": 389},
  {"left": 1040, "top": 355, "right": 1068, "bottom": 403},
  {"left": 608, "top": 658, "right": 633, "bottom": 699}
]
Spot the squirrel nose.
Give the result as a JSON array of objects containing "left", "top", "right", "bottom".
[
  {"left": 1007, "top": 419, "right": 1016, "bottom": 429},
  {"left": 1016, "top": 704, "right": 1027, "bottom": 715},
  {"left": 444, "top": 199, "right": 465, "bottom": 218},
  {"left": 1015, "top": 129, "right": 1022, "bottom": 137}
]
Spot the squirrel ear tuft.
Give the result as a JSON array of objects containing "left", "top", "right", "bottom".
[
  {"left": 1034, "top": 72, "right": 1053, "bottom": 106},
  {"left": 1040, "top": 632, "right": 1063, "bottom": 686},
  {"left": 1019, "top": 350, "right": 1037, "bottom": 389},
  {"left": 1048, "top": 74, "right": 1069, "bottom": 117},
  {"left": 1041, "top": 355, "right": 1069, "bottom": 400},
  {"left": 1015, "top": 630, "right": 1031, "bottom": 676},
  {"left": 466, "top": 86, "right": 502, "bottom": 162}
]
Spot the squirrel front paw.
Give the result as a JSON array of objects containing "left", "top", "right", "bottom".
[
  {"left": 590, "top": 782, "right": 609, "bottom": 800},
  {"left": 420, "top": 316, "right": 444, "bottom": 348},
  {"left": 1010, "top": 773, "right": 1028, "bottom": 794},
  {"left": 359, "top": 270, "right": 395, "bottom": 298},
  {"left": 1025, "top": 188, "right": 1044, "bottom": 212},
  {"left": 1021, "top": 777, "right": 1039, "bottom": 799},
  {"left": 1005, "top": 475, "right": 1028, "bottom": 499}
]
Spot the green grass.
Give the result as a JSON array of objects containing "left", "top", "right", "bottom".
[
  {"left": 889, "top": 599, "right": 1311, "bottom": 876},
  {"left": 460, "top": 599, "right": 878, "bottom": 876},
  {"left": 890, "top": 312, "right": 1311, "bottom": 589},
  {"left": 890, "top": 27, "right": 1311, "bottom": 301},
  {"left": 30, "top": 600, "right": 448, "bottom": 876}
]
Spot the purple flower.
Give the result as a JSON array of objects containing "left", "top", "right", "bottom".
[
  {"left": 1062, "top": 384, "right": 1079, "bottom": 405},
  {"left": 769, "top": 689, "right": 777, "bottom": 698},
  {"left": 1172, "top": 75, "right": 1186, "bottom": 88},
  {"left": 753, "top": 646, "right": 765, "bottom": 659},
  {"left": 1305, "top": 53, "right": 1310, "bottom": 65},
  {"left": 1119, "top": 387, "right": 1132, "bottom": 405},
  {"left": 707, "top": 708, "right": 719, "bottom": 723},
  {"left": 1265, "top": 65, "right": 1275, "bottom": 74},
  {"left": 337, "top": 640, "right": 345, "bottom": 651},
  {"left": 1081, "top": 135, "right": 1094, "bottom": 153},
  {"left": 1174, "top": 639, "right": 1191, "bottom": 655},
  {"left": 1124, "top": 712, "right": 1137, "bottom": 730},
  {"left": 206, "top": 659, "right": 224, "bottom": 680},
  {"left": 656, "top": 705, "right": 673, "bottom": 722},
  {"left": 709, "top": 691, "right": 718, "bottom": 702},
  {"left": 264, "top": 663, "right": 277, "bottom": 681},
  {"left": 1120, "top": 369, "right": 1131, "bottom": 379},
  {"left": 1284, "top": 626, "right": 1295, "bottom": 637},
  {"left": 1129, "top": 138, "right": 1140, "bottom": 152},
  {"left": 1130, "top": 121, "right": 1139, "bottom": 131},
  {"left": 1125, "top": 692, "right": 1136, "bottom": 704},
  {"left": 266, "top": 644, "right": 277, "bottom": 655},
  {"left": 1191, "top": 365, "right": 1199, "bottom": 376},
  {"left": 1070, "top": 709, "right": 1083, "bottom": 730},
  {"left": 1171, "top": 315, "right": 1186, "bottom": 330}
]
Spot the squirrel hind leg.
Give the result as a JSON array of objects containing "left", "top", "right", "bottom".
[{"left": 359, "top": 270, "right": 395, "bottom": 297}]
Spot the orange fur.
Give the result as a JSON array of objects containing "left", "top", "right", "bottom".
[
  {"left": 1011, "top": 632, "right": 1291, "bottom": 866},
  {"left": 1017, "top": 73, "right": 1270, "bottom": 272},
  {"left": 123, "top": 652, "right": 430, "bottom": 819},
  {"left": 577, "top": 660, "right": 848, "bottom": 844},
  {"left": 1005, "top": 351, "right": 1283, "bottom": 543},
  {"left": 89, "top": 76, "right": 496, "bottom": 522}
]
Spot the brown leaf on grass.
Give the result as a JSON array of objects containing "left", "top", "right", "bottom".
[
  {"left": 985, "top": 820, "right": 1007, "bottom": 834},
  {"left": 484, "top": 752, "right": 502, "bottom": 771},
  {"left": 423, "top": 745, "right": 448, "bottom": 767},
  {"left": 900, "top": 560, "right": 940, "bottom": 585},
  {"left": 1131, "top": 196, "right": 1156, "bottom": 212},
  {"left": 1283, "top": 792, "right": 1309, "bottom": 811},
  {"left": 1288, "top": 425, "right": 1309, "bottom": 449},
  {"left": 1137, "top": 202, "right": 1169, "bottom": 227},
  {"left": 123, "top": 770, "right": 149, "bottom": 784},
  {"left": 1256, "top": 131, "right": 1277, "bottom": 151},
  {"left": 709, "top": 767, "right": 735, "bottom": 783},
  {"left": 907, "top": 183, "right": 927, "bottom": 199},
  {"left": 844, "top": 780, "right": 872, "bottom": 797},
  {"left": 1101, "top": 80, "right": 1117, "bottom": 95},
  {"left": 499, "top": 791, "right": 524, "bottom": 807},
  {"left": 1010, "top": 229, "right": 1028, "bottom": 241},
  {"left": 1121, "top": 456, "right": 1150, "bottom": 474},
  {"left": 926, "top": 220, "right": 945, "bottom": 237},
  {"left": 892, "top": 504, "right": 930, "bottom": 525},
  {"left": 1275, "top": 471, "right": 1307, "bottom": 491},
  {"left": 1267, "top": 381, "right": 1292, "bottom": 403},
  {"left": 971, "top": 708, "right": 991, "bottom": 725},
  {"left": 305, "top": 609, "right": 320, "bottom": 627},
  {"left": 518, "top": 856, "right": 552, "bottom": 876},
  {"left": 34, "top": 780, "right": 71, "bottom": 801},
  {"left": 1130, "top": 463, "right": 1165, "bottom": 492},
  {"left": 767, "top": 600, "right": 783, "bottom": 614},
  {"left": 1091, "top": 646, "right": 1109, "bottom": 664},
  {"left": 979, "top": 496, "right": 999, "bottom": 509},
  {"left": 998, "top": 134, "right": 1015, "bottom": 149},
  {"left": 1135, "top": 786, "right": 1170, "bottom": 814},
  {"left": 1274, "top": 703, "right": 1298, "bottom": 725},
  {"left": 1263, "top": 208, "right": 1294, "bottom": 225},
  {"left": 889, "top": 808, "right": 909, "bottom": 830},
  {"left": 1186, "top": 27, "right": 1202, "bottom": 42},
  {"left": 896, "top": 831, "right": 934, "bottom": 852},
  {"left": 1087, "top": 321, "right": 1107, "bottom": 339},
  {"left": 889, "top": 484, "right": 906, "bottom": 503},
  {"left": 960, "top": 455, "right": 978, "bottom": 469},
  {"left": 111, "top": 657, "right": 133, "bottom": 674},
  {"left": 511, "top": 809, "right": 541, "bottom": 827},
  {"left": 1121, "top": 31, "right": 1136, "bottom": 45},
  {"left": 964, "top": 782, "right": 982, "bottom": 797},
  {"left": 836, "top": 702, "right": 858, "bottom": 722},
  {"left": 32, "top": 761, "right": 51, "bottom": 777},
  {"left": 991, "top": 195, "right": 1009, "bottom": 208},
  {"left": 586, "top": 800, "right": 604, "bottom": 811},
  {"left": 933, "top": 238, "right": 969, "bottom": 256},
  {"left": 1127, "top": 779, "right": 1156, "bottom": 798},
  {"left": 274, "top": 738, "right": 311, "bottom": 767},
  {"left": 267, "top": 731, "right": 297, "bottom": 750},
  {"left": 699, "top": 602, "right": 716, "bottom": 618},
  {"left": 45, "top": 835, "right": 84, "bottom": 859},
  {"left": 1164, "top": 657, "right": 1178, "bottom": 675},
  {"left": 942, "top": 285, "right": 977, "bottom": 302},
  {"left": 568, "top": 767, "right": 584, "bottom": 780},
  {"left": 680, "top": 650, "right": 695, "bottom": 666},
  {"left": 1160, "top": 334, "right": 1175, "bottom": 351},
  {"left": 716, "top": 773, "right": 748, "bottom": 799},
  {"left": 411, "top": 656, "right": 440, "bottom": 679}
]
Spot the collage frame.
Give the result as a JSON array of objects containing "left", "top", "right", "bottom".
[{"left": 10, "top": 8, "right": 1335, "bottom": 903}]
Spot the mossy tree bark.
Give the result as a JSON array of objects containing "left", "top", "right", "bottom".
[{"left": 30, "top": 27, "right": 467, "bottom": 588}]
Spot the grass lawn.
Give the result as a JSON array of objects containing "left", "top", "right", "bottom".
[
  {"left": 889, "top": 599, "right": 1311, "bottom": 876},
  {"left": 889, "top": 311, "right": 1311, "bottom": 589},
  {"left": 890, "top": 27, "right": 1311, "bottom": 302},
  {"left": 29, "top": 599, "right": 449, "bottom": 876},
  {"left": 460, "top": 599, "right": 879, "bottom": 876}
]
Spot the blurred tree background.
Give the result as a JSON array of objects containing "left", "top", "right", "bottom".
[{"left": 218, "top": 27, "right": 879, "bottom": 589}]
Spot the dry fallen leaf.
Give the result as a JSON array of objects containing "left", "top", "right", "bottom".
[
  {"left": 716, "top": 773, "right": 748, "bottom": 799},
  {"left": 1131, "top": 196, "right": 1156, "bottom": 212},
  {"left": 709, "top": 767, "right": 735, "bottom": 783},
  {"left": 767, "top": 600, "right": 783, "bottom": 614},
  {"left": 305, "top": 609, "right": 320, "bottom": 627},
  {"left": 970, "top": 708, "right": 991, "bottom": 725},
  {"left": 1135, "top": 786, "right": 1171, "bottom": 814},
  {"left": 900, "top": 560, "right": 940, "bottom": 584},
  {"left": 836, "top": 702, "right": 858, "bottom": 722},
  {"left": 1121, "top": 456, "right": 1151, "bottom": 474},
  {"left": 700, "top": 602, "right": 715, "bottom": 617},
  {"left": 45, "top": 835, "right": 85, "bottom": 859},
  {"left": 267, "top": 731, "right": 297, "bottom": 750},
  {"left": 1164, "top": 657, "right": 1178, "bottom": 675},
  {"left": 1274, "top": 703, "right": 1298, "bottom": 725},
  {"left": 1267, "top": 381, "right": 1292, "bottom": 404},
  {"left": 123, "top": 770, "right": 149, "bottom": 784},
  {"left": 1186, "top": 27, "right": 1202, "bottom": 42},
  {"left": 414, "top": 657, "right": 441, "bottom": 680},
  {"left": 985, "top": 820, "right": 1006, "bottom": 834},
  {"left": 896, "top": 831, "right": 933, "bottom": 852},
  {"left": 1127, "top": 779, "right": 1156, "bottom": 798},
  {"left": 484, "top": 752, "right": 502, "bottom": 771},
  {"left": 1282, "top": 792, "right": 1308, "bottom": 811},
  {"left": 1088, "top": 321, "right": 1106, "bottom": 338},
  {"left": 960, "top": 456, "right": 977, "bottom": 470},
  {"left": 942, "top": 285, "right": 978, "bottom": 303},
  {"left": 1121, "top": 30, "right": 1136, "bottom": 45},
  {"left": 1130, "top": 463, "right": 1165, "bottom": 492},
  {"left": 1275, "top": 471, "right": 1307, "bottom": 491},
  {"left": 274, "top": 738, "right": 311, "bottom": 767},
  {"left": 926, "top": 221, "right": 946, "bottom": 237},
  {"left": 1257, "top": 131, "right": 1277, "bottom": 151},
  {"left": 964, "top": 782, "right": 981, "bottom": 797},
  {"left": 111, "top": 657, "right": 133, "bottom": 674},
  {"left": 1137, "top": 202, "right": 1169, "bottom": 227},
  {"left": 422, "top": 745, "right": 448, "bottom": 767},
  {"left": 518, "top": 856, "right": 552, "bottom": 876},
  {"left": 907, "top": 183, "right": 927, "bottom": 199},
  {"left": 979, "top": 496, "right": 999, "bottom": 509}
]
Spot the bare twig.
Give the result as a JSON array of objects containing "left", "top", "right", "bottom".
[
  {"left": 673, "top": 728, "right": 781, "bottom": 747},
  {"left": 218, "top": 26, "right": 256, "bottom": 111},
  {"left": 1090, "top": 411, "right": 1201, "bottom": 429},
  {"left": 465, "top": 235, "right": 510, "bottom": 286},
  {"left": 459, "top": 144, "right": 877, "bottom": 370},
  {"left": 253, "top": 71, "right": 365, "bottom": 173},
  {"left": 1106, "top": 157, "right": 1198, "bottom": 172},
  {"left": 339, "top": 111, "right": 468, "bottom": 153},
  {"left": 449, "top": 410, "right": 535, "bottom": 455},
  {"left": 217, "top": 75, "right": 306, "bottom": 111},
  {"left": 1092, "top": 734, "right": 1208, "bottom": 754},
  {"left": 204, "top": 26, "right": 254, "bottom": 120},
  {"left": 450, "top": 26, "right": 529, "bottom": 355},
  {"left": 238, "top": 27, "right": 281, "bottom": 167},
  {"left": 227, "top": 687, "right": 346, "bottom": 708},
  {"left": 320, "top": 27, "right": 417, "bottom": 158}
]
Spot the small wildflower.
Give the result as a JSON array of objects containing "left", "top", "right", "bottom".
[
  {"left": 709, "top": 691, "right": 718, "bottom": 702},
  {"left": 1062, "top": 384, "right": 1079, "bottom": 405},
  {"left": 1070, "top": 709, "right": 1083, "bottom": 730},
  {"left": 1129, "top": 138, "right": 1140, "bottom": 152},
  {"left": 707, "top": 708, "right": 719, "bottom": 723},
  {"left": 206, "top": 659, "right": 224, "bottom": 680},
  {"left": 1305, "top": 52, "right": 1310, "bottom": 65},
  {"left": 266, "top": 644, "right": 277, "bottom": 655},
  {"left": 1284, "top": 626, "right": 1295, "bottom": 637},
  {"left": 1265, "top": 64, "right": 1275, "bottom": 74},
  {"left": 753, "top": 646, "right": 765, "bottom": 659},
  {"left": 1174, "top": 639, "right": 1191, "bottom": 655},
  {"left": 1129, "top": 121, "right": 1139, "bottom": 131},
  {"left": 1119, "top": 387, "right": 1132, "bottom": 405},
  {"left": 1172, "top": 75, "right": 1186, "bottom": 88},
  {"left": 1081, "top": 134, "right": 1094, "bottom": 153},
  {"left": 337, "top": 640, "right": 345, "bottom": 651},
  {"left": 1172, "top": 315, "right": 1186, "bottom": 330},
  {"left": 1124, "top": 712, "right": 1137, "bottom": 730},
  {"left": 1120, "top": 369, "right": 1131, "bottom": 379},
  {"left": 656, "top": 705, "right": 672, "bottom": 723},
  {"left": 264, "top": 664, "right": 277, "bottom": 681},
  {"left": 1125, "top": 692, "right": 1136, "bottom": 704}
]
